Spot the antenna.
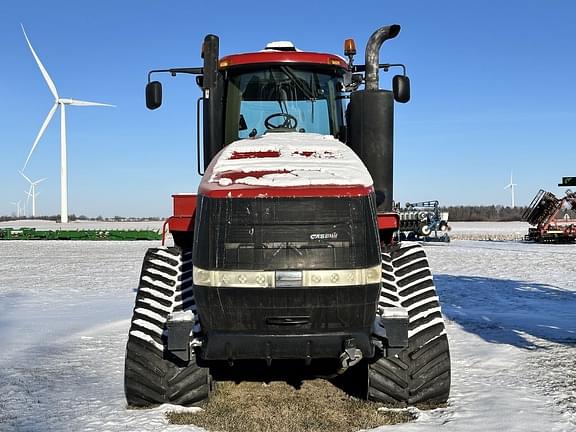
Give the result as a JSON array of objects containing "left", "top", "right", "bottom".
[{"left": 21, "top": 24, "right": 114, "bottom": 223}]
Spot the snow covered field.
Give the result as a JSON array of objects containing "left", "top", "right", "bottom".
[
  {"left": 0, "top": 222, "right": 574, "bottom": 431},
  {"left": 448, "top": 221, "right": 530, "bottom": 241}
]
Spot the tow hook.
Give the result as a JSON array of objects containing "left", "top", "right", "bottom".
[{"left": 337, "top": 338, "right": 363, "bottom": 374}]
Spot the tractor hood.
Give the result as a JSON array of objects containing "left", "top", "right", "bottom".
[{"left": 199, "top": 132, "right": 374, "bottom": 198}]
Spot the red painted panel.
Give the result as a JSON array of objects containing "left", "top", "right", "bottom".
[
  {"left": 168, "top": 216, "right": 194, "bottom": 233},
  {"left": 173, "top": 194, "right": 197, "bottom": 217},
  {"left": 230, "top": 150, "right": 281, "bottom": 159},
  {"left": 377, "top": 212, "right": 400, "bottom": 230},
  {"left": 220, "top": 51, "right": 349, "bottom": 70},
  {"left": 200, "top": 184, "right": 373, "bottom": 199},
  {"left": 217, "top": 169, "right": 290, "bottom": 182}
]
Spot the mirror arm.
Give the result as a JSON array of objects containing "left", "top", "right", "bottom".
[
  {"left": 380, "top": 63, "right": 407, "bottom": 76},
  {"left": 147, "top": 67, "right": 204, "bottom": 83},
  {"left": 351, "top": 63, "right": 407, "bottom": 76}
]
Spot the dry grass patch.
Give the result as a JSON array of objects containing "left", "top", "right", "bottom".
[{"left": 167, "top": 379, "right": 416, "bottom": 432}]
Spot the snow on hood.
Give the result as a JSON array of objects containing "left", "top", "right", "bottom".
[{"left": 209, "top": 133, "right": 373, "bottom": 188}]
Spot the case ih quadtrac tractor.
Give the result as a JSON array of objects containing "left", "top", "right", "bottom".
[{"left": 125, "top": 24, "right": 451, "bottom": 407}]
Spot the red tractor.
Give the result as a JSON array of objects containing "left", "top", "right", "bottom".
[{"left": 125, "top": 25, "right": 450, "bottom": 407}]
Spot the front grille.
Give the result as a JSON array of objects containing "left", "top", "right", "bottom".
[{"left": 193, "top": 194, "right": 380, "bottom": 271}]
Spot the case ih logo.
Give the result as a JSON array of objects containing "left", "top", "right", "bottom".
[{"left": 310, "top": 232, "right": 338, "bottom": 240}]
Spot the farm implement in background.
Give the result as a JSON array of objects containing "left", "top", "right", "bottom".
[
  {"left": 523, "top": 177, "right": 576, "bottom": 243},
  {"left": 0, "top": 227, "right": 161, "bottom": 240},
  {"left": 396, "top": 200, "right": 450, "bottom": 242}
]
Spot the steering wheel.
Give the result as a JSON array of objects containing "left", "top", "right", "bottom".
[{"left": 264, "top": 113, "right": 298, "bottom": 130}]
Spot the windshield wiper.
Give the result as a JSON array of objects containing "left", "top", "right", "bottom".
[
  {"left": 279, "top": 66, "right": 317, "bottom": 122},
  {"left": 280, "top": 66, "right": 317, "bottom": 101}
]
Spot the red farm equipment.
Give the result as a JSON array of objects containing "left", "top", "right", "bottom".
[
  {"left": 124, "top": 25, "right": 451, "bottom": 407},
  {"left": 523, "top": 178, "right": 576, "bottom": 243}
]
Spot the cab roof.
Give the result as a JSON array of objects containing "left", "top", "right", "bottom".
[{"left": 218, "top": 50, "right": 349, "bottom": 70}]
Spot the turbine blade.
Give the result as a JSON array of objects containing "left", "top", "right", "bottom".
[
  {"left": 34, "top": 178, "right": 48, "bottom": 185},
  {"left": 21, "top": 24, "right": 59, "bottom": 99},
  {"left": 64, "top": 98, "right": 115, "bottom": 107},
  {"left": 23, "top": 102, "right": 59, "bottom": 170},
  {"left": 19, "top": 170, "right": 32, "bottom": 184}
]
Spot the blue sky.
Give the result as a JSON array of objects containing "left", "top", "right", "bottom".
[{"left": 1, "top": 1, "right": 575, "bottom": 217}]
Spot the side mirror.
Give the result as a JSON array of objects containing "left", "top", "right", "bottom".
[
  {"left": 392, "top": 75, "right": 410, "bottom": 103},
  {"left": 146, "top": 81, "right": 163, "bottom": 110}
]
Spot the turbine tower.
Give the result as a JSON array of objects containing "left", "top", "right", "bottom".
[
  {"left": 20, "top": 171, "right": 47, "bottom": 218},
  {"left": 21, "top": 25, "right": 114, "bottom": 223},
  {"left": 10, "top": 201, "right": 23, "bottom": 218},
  {"left": 504, "top": 171, "right": 517, "bottom": 208}
]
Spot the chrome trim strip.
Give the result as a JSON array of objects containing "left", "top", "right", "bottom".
[
  {"left": 193, "top": 265, "right": 381, "bottom": 288},
  {"left": 193, "top": 267, "right": 275, "bottom": 288}
]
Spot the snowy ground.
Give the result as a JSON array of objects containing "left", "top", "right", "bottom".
[
  {"left": 448, "top": 221, "right": 530, "bottom": 241},
  {"left": 0, "top": 222, "right": 574, "bottom": 431}
]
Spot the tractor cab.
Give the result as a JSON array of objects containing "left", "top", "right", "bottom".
[
  {"left": 219, "top": 42, "right": 348, "bottom": 144},
  {"left": 145, "top": 35, "right": 409, "bottom": 205}
]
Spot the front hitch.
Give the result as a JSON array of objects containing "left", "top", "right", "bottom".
[{"left": 337, "top": 338, "right": 364, "bottom": 374}]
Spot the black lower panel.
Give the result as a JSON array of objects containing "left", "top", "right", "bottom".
[
  {"left": 194, "top": 283, "right": 380, "bottom": 360},
  {"left": 194, "top": 283, "right": 380, "bottom": 332}
]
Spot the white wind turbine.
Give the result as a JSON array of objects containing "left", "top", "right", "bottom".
[
  {"left": 10, "top": 201, "right": 23, "bottom": 218},
  {"left": 21, "top": 25, "right": 114, "bottom": 223},
  {"left": 504, "top": 171, "right": 517, "bottom": 208},
  {"left": 20, "top": 171, "right": 47, "bottom": 218}
]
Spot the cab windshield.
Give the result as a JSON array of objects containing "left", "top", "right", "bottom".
[{"left": 224, "top": 66, "right": 346, "bottom": 144}]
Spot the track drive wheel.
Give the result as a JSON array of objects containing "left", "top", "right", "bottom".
[
  {"left": 368, "top": 241, "right": 451, "bottom": 405},
  {"left": 124, "top": 247, "right": 213, "bottom": 407}
]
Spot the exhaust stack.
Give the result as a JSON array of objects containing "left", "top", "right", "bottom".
[
  {"left": 364, "top": 25, "right": 401, "bottom": 91},
  {"left": 348, "top": 25, "right": 402, "bottom": 212}
]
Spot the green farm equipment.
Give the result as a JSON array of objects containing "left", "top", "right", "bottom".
[{"left": 0, "top": 227, "right": 161, "bottom": 241}]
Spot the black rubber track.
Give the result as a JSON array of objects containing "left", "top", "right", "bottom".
[
  {"left": 368, "top": 241, "right": 451, "bottom": 405},
  {"left": 124, "top": 247, "right": 212, "bottom": 407}
]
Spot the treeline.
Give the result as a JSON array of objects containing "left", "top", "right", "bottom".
[
  {"left": 2, "top": 207, "right": 531, "bottom": 223},
  {"left": 440, "top": 206, "right": 527, "bottom": 222},
  {"left": 0, "top": 215, "right": 163, "bottom": 222}
]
